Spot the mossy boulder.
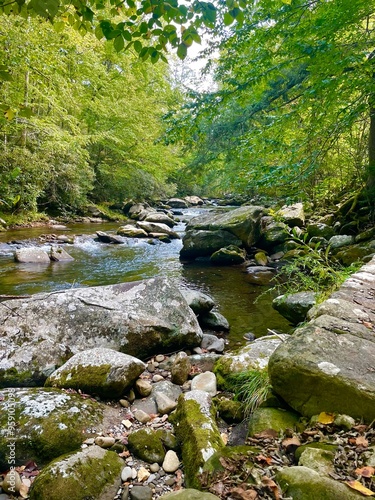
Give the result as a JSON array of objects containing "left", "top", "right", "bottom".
[
  {"left": 29, "top": 445, "right": 123, "bottom": 500},
  {"left": 215, "top": 397, "right": 244, "bottom": 423},
  {"left": 45, "top": 348, "right": 146, "bottom": 399},
  {"left": 173, "top": 390, "right": 224, "bottom": 489},
  {"left": 199, "top": 310, "right": 230, "bottom": 331},
  {"left": 214, "top": 336, "right": 287, "bottom": 390},
  {"left": 180, "top": 229, "right": 242, "bottom": 260},
  {"left": 127, "top": 428, "right": 166, "bottom": 464},
  {"left": 259, "top": 221, "right": 290, "bottom": 250},
  {"left": 160, "top": 489, "right": 220, "bottom": 499},
  {"left": 0, "top": 388, "right": 110, "bottom": 469},
  {"left": 276, "top": 466, "right": 364, "bottom": 499},
  {"left": 210, "top": 245, "right": 246, "bottom": 265},
  {"left": 294, "top": 442, "right": 338, "bottom": 462},
  {"left": 298, "top": 447, "right": 335, "bottom": 475},
  {"left": 334, "top": 240, "right": 375, "bottom": 265},
  {"left": 202, "top": 445, "right": 259, "bottom": 474},
  {"left": 248, "top": 407, "right": 300, "bottom": 436},
  {"left": 272, "top": 292, "right": 316, "bottom": 325},
  {"left": 306, "top": 223, "right": 335, "bottom": 240}
]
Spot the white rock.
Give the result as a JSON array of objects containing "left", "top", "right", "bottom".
[
  {"left": 162, "top": 450, "right": 180, "bottom": 473},
  {"left": 190, "top": 371, "right": 217, "bottom": 396}
]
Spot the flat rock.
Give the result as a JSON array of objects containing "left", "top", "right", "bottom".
[{"left": 14, "top": 247, "right": 50, "bottom": 263}]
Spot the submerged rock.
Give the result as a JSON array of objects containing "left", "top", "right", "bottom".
[
  {"left": 210, "top": 245, "right": 246, "bottom": 265},
  {"left": 272, "top": 292, "right": 316, "bottom": 325}
]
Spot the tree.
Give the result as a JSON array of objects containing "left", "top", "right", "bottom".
[{"left": 168, "top": 0, "right": 375, "bottom": 205}]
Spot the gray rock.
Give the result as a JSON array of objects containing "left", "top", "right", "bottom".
[
  {"left": 278, "top": 203, "right": 305, "bottom": 228},
  {"left": 167, "top": 198, "right": 189, "bottom": 208},
  {"left": 162, "top": 450, "right": 180, "bottom": 473},
  {"left": 96, "top": 231, "right": 123, "bottom": 244},
  {"left": 199, "top": 311, "right": 230, "bottom": 331},
  {"left": 184, "top": 196, "right": 204, "bottom": 206},
  {"left": 190, "top": 371, "right": 217, "bottom": 396},
  {"left": 29, "top": 446, "right": 123, "bottom": 500},
  {"left": 121, "top": 466, "right": 133, "bottom": 482},
  {"left": 155, "top": 392, "right": 177, "bottom": 414},
  {"left": 201, "top": 334, "right": 225, "bottom": 353},
  {"left": 135, "top": 379, "right": 153, "bottom": 397},
  {"left": 180, "top": 288, "right": 215, "bottom": 315},
  {"left": 159, "top": 490, "right": 220, "bottom": 499},
  {"left": 180, "top": 229, "right": 242, "bottom": 260},
  {"left": 210, "top": 245, "right": 246, "bottom": 265},
  {"left": 49, "top": 246, "right": 74, "bottom": 261},
  {"left": 130, "top": 486, "right": 153, "bottom": 500},
  {"left": 259, "top": 220, "right": 290, "bottom": 249},
  {"left": 328, "top": 234, "right": 355, "bottom": 249},
  {"left": 14, "top": 247, "right": 50, "bottom": 263},
  {"left": 144, "top": 213, "right": 176, "bottom": 227},
  {"left": 245, "top": 265, "right": 276, "bottom": 285},
  {"left": 46, "top": 348, "right": 146, "bottom": 399},
  {"left": 272, "top": 292, "right": 317, "bottom": 325},
  {"left": 117, "top": 225, "right": 148, "bottom": 238},
  {"left": 307, "top": 223, "right": 335, "bottom": 240},
  {"left": 0, "top": 388, "right": 113, "bottom": 469},
  {"left": 0, "top": 277, "right": 203, "bottom": 385},
  {"left": 137, "top": 221, "right": 179, "bottom": 239},
  {"left": 134, "top": 409, "right": 151, "bottom": 423}
]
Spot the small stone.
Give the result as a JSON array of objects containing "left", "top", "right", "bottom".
[
  {"left": 181, "top": 381, "right": 191, "bottom": 392},
  {"left": 122, "top": 419, "right": 133, "bottom": 429},
  {"left": 122, "top": 485, "right": 129, "bottom": 500},
  {"left": 162, "top": 450, "right": 180, "bottom": 473},
  {"left": 155, "top": 355, "right": 165, "bottom": 362},
  {"left": 83, "top": 438, "right": 95, "bottom": 445},
  {"left": 147, "top": 363, "right": 156, "bottom": 373},
  {"left": 193, "top": 347, "right": 203, "bottom": 354},
  {"left": 190, "top": 371, "right": 217, "bottom": 396},
  {"left": 120, "top": 399, "right": 130, "bottom": 408},
  {"left": 129, "top": 485, "right": 153, "bottom": 500},
  {"left": 164, "top": 476, "right": 176, "bottom": 486},
  {"left": 150, "top": 463, "right": 160, "bottom": 473},
  {"left": 152, "top": 374, "right": 164, "bottom": 383},
  {"left": 334, "top": 414, "right": 355, "bottom": 430},
  {"left": 2, "top": 471, "right": 22, "bottom": 494},
  {"left": 121, "top": 466, "right": 133, "bottom": 482},
  {"left": 94, "top": 436, "right": 116, "bottom": 448},
  {"left": 135, "top": 379, "right": 153, "bottom": 397},
  {"left": 155, "top": 392, "right": 177, "bottom": 415},
  {"left": 127, "top": 389, "right": 136, "bottom": 403},
  {"left": 137, "top": 467, "right": 150, "bottom": 482},
  {"left": 145, "top": 474, "right": 157, "bottom": 484},
  {"left": 134, "top": 409, "right": 151, "bottom": 424},
  {"left": 171, "top": 352, "right": 191, "bottom": 385}
]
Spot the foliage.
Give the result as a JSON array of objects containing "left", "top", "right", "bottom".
[
  {"left": 167, "top": 0, "right": 375, "bottom": 203},
  {"left": 227, "top": 369, "right": 272, "bottom": 418}
]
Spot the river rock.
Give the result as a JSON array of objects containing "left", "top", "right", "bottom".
[
  {"left": 127, "top": 428, "right": 166, "bottom": 464},
  {"left": 258, "top": 220, "right": 290, "bottom": 250},
  {"left": 0, "top": 388, "right": 113, "bottom": 469},
  {"left": 96, "top": 231, "right": 123, "bottom": 244},
  {"left": 14, "top": 247, "right": 50, "bottom": 263},
  {"left": 155, "top": 392, "right": 178, "bottom": 414},
  {"left": 173, "top": 390, "right": 224, "bottom": 489},
  {"left": 214, "top": 336, "right": 288, "bottom": 389},
  {"left": 179, "top": 288, "right": 215, "bottom": 315},
  {"left": 199, "top": 311, "right": 230, "bottom": 331},
  {"left": 29, "top": 445, "right": 123, "bottom": 500},
  {"left": 160, "top": 490, "right": 220, "bottom": 499},
  {"left": 162, "top": 450, "right": 180, "bottom": 473},
  {"left": 180, "top": 229, "right": 242, "bottom": 260},
  {"left": 278, "top": 203, "right": 305, "bottom": 228},
  {"left": 45, "top": 348, "right": 146, "bottom": 398},
  {"left": 334, "top": 240, "right": 375, "bottom": 265},
  {"left": 201, "top": 334, "right": 225, "bottom": 353},
  {"left": 185, "top": 196, "right": 204, "bottom": 206},
  {"left": 190, "top": 371, "right": 217, "bottom": 396},
  {"left": 136, "top": 221, "right": 179, "bottom": 239},
  {"left": 248, "top": 407, "right": 300, "bottom": 436},
  {"left": 144, "top": 213, "right": 176, "bottom": 227},
  {"left": 306, "top": 223, "right": 335, "bottom": 240},
  {"left": 49, "top": 246, "right": 74, "bottom": 261},
  {"left": 272, "top": 292, "right": 317, "bottom": 325},
  {"left": 117, "top": 225, "right": 149, "bottom": 238},
  {"left": 171, "top": 352, "right": 191, "bottom": 385},
  {"left": 210, "top": 245, "right": 246, "bottom": 265},
  {"left": 135, "top": 379, "right": 153, "bottom": 397},
  {"left": 167, "top": 198, "right": 189, "bottom": 208},
  {"left": 0, "top": 277, "right": 202, "bottom": 386},
  {"left": 245, "top": 265, "right": 276, "bottom": 285},
  {"left": 328, "top": 234, "right": 355, "bottom": 250}
]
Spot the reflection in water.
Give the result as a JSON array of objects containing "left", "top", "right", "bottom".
[{"left": 0, "top": 215, "right": 292, "bottom": 349}]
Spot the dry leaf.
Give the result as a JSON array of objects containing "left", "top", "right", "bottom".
[
  {"left": 262, "top": 476, "right": 281, "bottom": 500},
  {"left": 345, "top": 480, "right": 375, "bottom": 496},
  {"left": 256, "top": 429, "right": 279, "bottom": 439},
  {"left": 255, "top": 454, "right": 273, "bottom": 465},
  {"left": 282, "top": 436, "right": 301, "bottom": 450},
  {"left": 355, "top": 466, "right": 375, "bottom": 478},
  {"left": 354, "top": 425, "right": 368, "bottom": 433},
  {"left": 228, "top": 487, "right": 258, "bottom": 499},
  {"left": 318, "top": 412, "right": 335, "bottom": 424},
  {"left": 19, "top": 483, "right": 29, "bottom": 499},
  {"left": 356, "top": 436, "right": 369, "bottom": 448},
  {"left": 118, "top": 450, "right": 130, "bottom": 458},
  {"left": 362, "top": 321, "right": 373, "bottom": 329}
]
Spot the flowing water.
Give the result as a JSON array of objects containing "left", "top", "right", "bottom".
[{"left": 0, "top": 208, "right": 292, "bottom": 350}]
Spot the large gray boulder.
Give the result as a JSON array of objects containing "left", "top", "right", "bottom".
[
  {"left": 29, "top": 445, "right": 123, "bottom": 500},
  {"left": 180, "top": 229, "right": 242, "bottom": 260},
  {"left": 272, "top": 292, "right": 317, "bottom": 325},
  {"left": 0, "top": 277, "right": 203, "bottom": 386},
  {"left": 45, "top": 348, "right": 146, "bottom": 399},
  {"left": 278, "top": 203, "right": 305, "bottom": 228},
  {"left": 14, "top": 247, "right": 50, "bottom": 263},
  {"left": 269, "top": 258, "right": 375, "bottom": 421}
]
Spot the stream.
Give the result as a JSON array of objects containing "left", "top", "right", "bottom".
[{"left": 0, "top": 208, "right": 292, "bottom": 350}]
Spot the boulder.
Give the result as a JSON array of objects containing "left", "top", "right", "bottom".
[
  {"left": 210, "top": 245, "right": 246, "bottom": 265},
  {"left": 173, "top": 390, "right": 224, "bottom": 489},
  {"left": 248, "top": 407, "right": 300, "bottom": 436},
  {"left": 179, "top": 288, "right": 215, "bottom": 315},
  {"left": 328, "top": 234, "right": 355, "bottom": 250},
  {"left": 258, "top": 220, "right": 290, "bottom": 250},
  {"left": 180, "top": 230, "right": 242, "bottom": 260},
  {"left": 0, "top": 277, "right": 203, "bottom": 385},
  {"left": 117, "top": 225, "right": 149, "bottom": 238},
  {"left": 127, "top": 428, "right": 166, "bottom": 464},
  {"left": 29, "top": 445, "right": 123, "bottom": 500},
  {"left": 49, "top": 246, "right": 74, "bottom": 262},
  {"left": 214, "top": 336, "right": 288, "bottom": 390},
  {"left": 306, "top": 223, "right": 335, "bottom": 240},
  {"left": 45, "top": 348, "right": 146, "bottom": 399},
  {"left": 276, "top": 466, "right": 364, "bottom": 500},
  {"left": 184, "top": 205, "right": 264, "bottom": 249},
  {"left": 144, "top": 212, "right": 176, "bottom": 227},
  {"left": 334, "top": 240, "right": 375, "bottom": 265},
  {"left": 278, "top": 203, "right": 305, "bottom": 227},
  {"left": 184, "top": 196, "right": 204, "bottom": 206},
  {"left": 14, "top": 247, "right": 50, "bottom": 263},
  {"left": 96, "top": 231, "right": 123, "bottom": 244},
  {"left": 245, "top": 265, "right": 276, "bottom": 285},
  {"left": 0, "top": 388, "right": 112, "bottom": 469},
  {"left": 136, "top": 221, "right": 179, "bottom": 239},
  {"left": 272, "top": 292, "right": 317, "bottom": 325},
  {"left": 199, "top": 310, "right": 230, "bottom": 331},
  {"left": 167, "top": 198, "right": 189, "bottom": 208}
]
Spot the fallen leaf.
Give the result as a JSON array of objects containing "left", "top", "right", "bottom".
[
  {"left": 282, "top": 436, "right": 301, "bottom": 451},
  {"left": 19, "top": 483, "right": 29, "bottom": 499},
  {"left": 345, "top": 480, "right": 375, "bottom": 496},
  {"left": 255, "top": 454, "right": 273, "bottom": 465},
  {"left": 262, "top": 476, "right": 281, "bottom": 500},
  {"left": 356, "top": 436, "right": 369, "bottom": 448},
  {"left": 228, "top": 486, "right": 258, "bottom": 499},
  {"left": 255, "top": 429, "right": 279, "bottom": 439},
  {"left": 118, "top": 450, "right": 130, "bottom": 458},
  {"left": 362, "top": 321, "right": 373, "bottom": 328},
  {"left": 355, "top": 466, "right": 375, "bottom": 478},
  {"left": 318, "top": 412, "right": 335, "bottom": 424},
  {"left": 354, "top": 425, "right": 368, "bottom": 433}
]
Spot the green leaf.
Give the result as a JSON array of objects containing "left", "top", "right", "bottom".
[
  {"left": 53, "top": 21, "right": 65, "bottom": 33},
  {"left": 177, "top": 43, "right": 187, "bottom": 60},
  {"left": 28, "top": 0, "right": 59, "bottom": 18},
  {"left": 0, "top": 70, "right": 12, "bottom": 82},
  {"left": 114, "top": 34, "right": 124, "bottom": 52},
  {"left": 133, "top": 40, "right": 142, "bottom": 52},
  {"left": 3, "top": 108, "right": 15, "bottom": 120},
  {"left": 223, "top": 12, "right": 234, "bottom": 26}
]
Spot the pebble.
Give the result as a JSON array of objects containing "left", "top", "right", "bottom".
[
  {"left": 94, "top": 436, "right": 116, "bottom": 448},
  {"left": 120, "top": 399, "right": 131, "bottom": 408},
  {"left": 191, "top": 371, "right": 217, "bottom": 396},
  {"left": 152, "top": 374, "right": 164, "bottom": 383},
  {"left": 147, "top": 362, "right": 156, "bottom": 372},
  {"left": 162, "top": 450, "right": 180, "bottom": 473},
  {"left": 137, "top": 467, "right": 150, "bottom": 482},
  {"left": 122, "top": 419, "right": 133, "bottom": 429},
  {"left": 121, "top": 466, "right": 134, "bottom": 482},
  {"left": 164, "top": 476, "right": 176, "bottom": 486},
  {"left": 134, "top": 409, "right": 151, "bottom": 424},
  {"left": 155, "top": 355, "right": 165, "bottom": 362},
  {"left": 83, "top": 438, "right": 95, "bottom": 445},
  {"left": 150, "top": 463, "right": 160, "bottom": 473},
  {"left": 155, "top": 392, "right": 177, "bottom": 415},
  {"left": 121, "top": 485, "right": 129, "bottom": 500},
  {"left": 135, "top": 379, "right": 153, "bottom": 397},
  {"left": 129, "top": 485, "right": 152, "bottom": 500}
]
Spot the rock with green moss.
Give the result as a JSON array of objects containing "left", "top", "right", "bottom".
[
  {"left": 215, "top": 397, "right": 244, "bottom": 423},
  {"left": 298, "top": 447, "right": 335, "bottom": 475},
  {"left": 45, "top": 348, "right": 146, "bottom": 399},
  {"left": 334, "top": 240, "right": 375, "bottom": 265},
  {"left": 127, "top": 428, "right": 166, "bottom": 464},
  {"left": 0, "top": 388, "right": 113, "bottom": 469},
  {"left": 180, "top": 229, "right": 242, "bottom": 260},
  {"left": 155, "top": 429, "right": 179, "bottom": 451},
  {"left": 173, "top": 390, "right": 224, "bottom": 489},
  {"left": 248, "top": 407, "right": 300, "bottom": 436},
  {"left": 0, "top": 277, "right": 203, "bottom": 385},
  {"left": 214, "top": 336, "right": 288, "bottom": 390},
  {"left": 294, "top": 442, "right": 338, "bottom": 463},
  {"left": 29, "top": 445, "right": 123, "bottom": 500},
  {"left": 276, "top": 466, "right": 364, "bottom": 499},
  {"left": 272, "top": 292, "right": 316, "bottom": 325},
  {"left": 210, "top": 245, "right": 246, "bottom": 265},
  {"left": 259, "top": 221, "right": 290, "bottom": 250},
  {"left": 306, "top": 223, "right": 335, "bottom": 240},
  {"left": 160, "top": 489, "right": 220, "bottom": 499},
  {"left": 203, "top": 445, "right": 258, "bottom": 474},
  {"left": 199, "top": 311, "right": 230, "bottom": 331}
]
